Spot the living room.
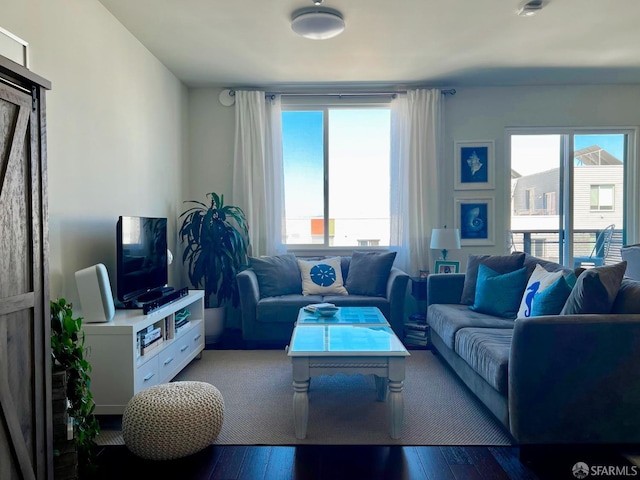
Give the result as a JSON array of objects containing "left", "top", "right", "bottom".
[{"left": 3, "top": 0, "right": 640, "bottom": 478}]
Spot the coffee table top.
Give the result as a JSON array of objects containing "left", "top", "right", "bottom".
[
  {"left": 288, "top": 325, "right": 409, "bottom": 357},
  {"left": 296, "top": 306, "right": 389, "bottom": 326}
]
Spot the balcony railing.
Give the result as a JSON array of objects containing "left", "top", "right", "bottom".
[{"left": 510, "top": 228, "right": 623, "bottom": 266}]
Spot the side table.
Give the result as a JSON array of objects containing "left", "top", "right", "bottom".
[{"left": 404, "top": 277, "right": 429, "bottom": 348}]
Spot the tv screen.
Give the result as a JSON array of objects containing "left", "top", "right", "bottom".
[{"left": 116, "top": 216, "right": 168, "bottom": 303}]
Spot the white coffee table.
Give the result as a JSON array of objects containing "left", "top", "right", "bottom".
[{"left": 287, "top": 312, "right": 409, "bottom": 440}]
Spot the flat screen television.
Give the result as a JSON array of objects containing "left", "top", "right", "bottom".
[{"left": 116, "top": 216, "right": 168, "bottom": 304}]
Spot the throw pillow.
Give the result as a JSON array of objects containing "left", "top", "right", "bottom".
[
  {"left": 517, "top": 264, "right": 564, "bottom": 318},
  {"left": 298, "top": 257, "right": 348, "bottom": 296},
  {"left": 469, "top": 264, "right": 528, "bottom": 318},
  {"left": 345, "top": 251, "right": 397, "bottom": 297},
  {"left": 530, "top": 275, "right": 574, "bottom": 316},
  {"left": 560, "top": 261, "right": 627, "bottom": 315},
  {"left": 249, "top": 254, "right": 302, "bottom": 298},
  {"left": 460, "top": 253, "right": 526, "bottom": 305}
]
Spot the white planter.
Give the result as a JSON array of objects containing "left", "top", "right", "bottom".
[{"left": 205, "top": 307, "right": 225, "bottom": 344}]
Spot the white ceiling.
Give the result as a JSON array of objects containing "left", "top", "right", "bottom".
[{"left": 97, "top": 0, "right": 640, "bottom": 89}]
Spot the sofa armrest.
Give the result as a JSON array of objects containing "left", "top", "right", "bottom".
[
  {"left": 509, "top": 314, "right": 640, "bottom": 444},
  {"left": 387, "top": 267, "right": 410, "bottom": 336},
  {"left": 427, "top": 273, "right": 465, "bottom": 306},
  {"left": 236, "top": 269, "right": 260, "bottom": 336}
]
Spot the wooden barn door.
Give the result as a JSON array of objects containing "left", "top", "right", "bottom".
[{"left": 0, "top": 60, "right": 51, "bottom": 480}]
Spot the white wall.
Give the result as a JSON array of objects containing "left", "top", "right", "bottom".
[{"left": 2, "top": 0, "right": 189, "bottom": 307}]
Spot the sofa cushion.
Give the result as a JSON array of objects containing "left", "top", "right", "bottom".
[
  {"left": 256, "top": 294, "right": 323, "bottom": 323},
  {"left": 561, "top": 261, "right": 627, "bottom": 315},
  {"left": 460, "top": 253, "right": 526, "bottom": 305},
  {"left": 249, "top": 254, "right": 302, "bottom": 298},
  {"left": 454, "top": 327, "right": 513, "bottom": 395},
  {"left": 611, "top": 278, "right": 640, "bottom": 314},
  {"left": 298, "top": 257, "right": 348, "bottom": 296},
  {"left": 345, "top": 251, "right": 396, "bottom": 297},
  {"left": 530, "top": 275, "right": 574, "bottom": 316},
  {"left": 470, "top": 265, "right": 528, "bottom": 319},
  {"left": 517, "top": 264, "right": 565, "bottom": 318},
  {"left": 428, "top": 304, "right": 515, "bottom": 349}
]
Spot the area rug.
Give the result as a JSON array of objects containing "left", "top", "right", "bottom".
[{"left": 96, "top": 349, "right": 512, "bottom": 446}]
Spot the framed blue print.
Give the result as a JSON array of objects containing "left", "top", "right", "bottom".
[
  {"left": 454, "top": 141, "right": 495, "bottom": 190},
  {"left": 454, "top": 196, "right": 495, "bottom": 246}
]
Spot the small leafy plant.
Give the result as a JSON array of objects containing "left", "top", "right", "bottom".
[{"left": 51, "top": 298, "right": 100, "bottom": 475}]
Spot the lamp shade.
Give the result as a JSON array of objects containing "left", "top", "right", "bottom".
[
  {"left": 291, "top": 7, "right": 345, "bottom": 40},
  {"left": 430, "top": 228, "right": 461, "bottom": 251}
]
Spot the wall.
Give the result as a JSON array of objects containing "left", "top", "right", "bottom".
[{"left": 2, "top": 0, "right": 189, "bottom": 308}]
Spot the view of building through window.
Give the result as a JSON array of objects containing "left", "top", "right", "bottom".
[
  {"left": 282, "top": 107, "right": 391, "bottom": 247},
  {"left": 510, "top": 132, "right": 626, "bottom": 265}
]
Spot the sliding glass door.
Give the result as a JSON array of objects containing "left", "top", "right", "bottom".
[{"left": 509, "top": 129, "right": 631, "bottom": 268}]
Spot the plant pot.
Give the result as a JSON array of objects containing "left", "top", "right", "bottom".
[{"left": 205, "top": 307, "right": 225, "bottom": 344}]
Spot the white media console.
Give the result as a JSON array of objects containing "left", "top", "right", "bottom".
[{"left": 82, "top": 290, "right": 205, "bottom": 414}]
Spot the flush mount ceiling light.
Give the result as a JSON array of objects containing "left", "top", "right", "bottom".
[
  {"left": 291, "top": 0, "right": 345, "bottom": 40},
  {"left": 517, "top": 0, "right": 545, "bottom": 16}
]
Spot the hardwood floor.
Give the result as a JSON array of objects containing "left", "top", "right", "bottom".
[{"left": 91, "top": 332, "right": 638, "bottom": 479}]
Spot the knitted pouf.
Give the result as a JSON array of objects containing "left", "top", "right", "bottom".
[{"left": 122, "top": 381, "right": 224, "bottom": 460}]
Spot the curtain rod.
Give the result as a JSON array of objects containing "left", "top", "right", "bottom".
[{"left": 229, "top": 89, "right": 456, "bottom": 99}]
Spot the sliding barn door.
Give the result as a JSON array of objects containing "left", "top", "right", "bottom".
[{"left": 0, "top": 61, "right": 51, "bottom": 480}]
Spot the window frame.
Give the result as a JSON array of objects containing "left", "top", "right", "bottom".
[{"left": 281, "top": 96, "right": 393, "bottom": 254}]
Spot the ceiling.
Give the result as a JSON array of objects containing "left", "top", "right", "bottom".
[{"left": 97, "top": 0, "right": 640, "bottom": 89}]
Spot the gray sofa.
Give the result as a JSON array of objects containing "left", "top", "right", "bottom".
[
  {"left": 237, "top": 254, "right": 410, "bottom": 344},
  {"left": 427, "top": 253, "right": 640, "bottom": 445}
]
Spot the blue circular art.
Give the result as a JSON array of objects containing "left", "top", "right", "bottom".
[{"left": 310, "top": 264, "right": 336, "bottom": 287}]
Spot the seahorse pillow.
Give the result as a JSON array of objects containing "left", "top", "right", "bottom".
[
  {"left": 517, "top": 264, "right": 564, "bottom": 318},
  {"left": 298, "top": 257, "right": 348, "bottom": 296}
]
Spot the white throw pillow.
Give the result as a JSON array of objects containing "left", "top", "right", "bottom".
[
  {"left": 517, "top": 264, "right": 563, "bottom": 318},
  {"left": 298, "top": 257, "right": 348, "bottom": 296}
]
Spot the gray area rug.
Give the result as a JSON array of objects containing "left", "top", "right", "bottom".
[{"left": 97, "top": 349, "right": 512, "bottom": 446}]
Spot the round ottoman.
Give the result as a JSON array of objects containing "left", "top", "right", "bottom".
[{"left": 122, "top": 381, "right": 224, "bottom": 460}]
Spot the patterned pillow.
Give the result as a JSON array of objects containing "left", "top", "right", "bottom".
[
  {"left": 298, "top": 257, "right": 348, "bottom": 296},
  {"left": 517, "top": 264, "right": 564, "bottom": 318}
]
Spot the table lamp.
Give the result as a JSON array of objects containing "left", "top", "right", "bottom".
[{"left": 430, "top": 226, "right": 461, "bottom": 261}]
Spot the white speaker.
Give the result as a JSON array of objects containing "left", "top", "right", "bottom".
[{"left": 75, "top": 263, "right": 115, "bottom": 323}]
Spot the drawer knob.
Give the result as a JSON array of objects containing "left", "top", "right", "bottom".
[
  {"left": 180, "top": 345, "right": 188, "bottom": 352},
  {"left": 193, "top": 334, "right": 201, "bottom": 342},
  {"left": 143, "top": 372, "right": 155, "bottom": 382},
  {"left": 164, "top": 357, "right": 174, "bottom": 365}
]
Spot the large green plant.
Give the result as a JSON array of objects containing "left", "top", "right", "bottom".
[
  {"left": 179, "top": 192, "right": 250, "bottom": 308},
  {"left": 50, "top": 298, "right": 100, "bottom": 475}
]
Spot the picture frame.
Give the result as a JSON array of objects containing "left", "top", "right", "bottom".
[
  {"left": 454, "top": 195, "right": 495, "bottom": 246},
  {"left": 454, "top": 140, "right": 494, "bottom": 190},
  {"left": 435, "top": 261, "right": 460, "bottom": 274}
]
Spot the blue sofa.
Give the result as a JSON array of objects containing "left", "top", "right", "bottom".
[{"left": 427, "top": 253, "right": 640, "bottom": 445}]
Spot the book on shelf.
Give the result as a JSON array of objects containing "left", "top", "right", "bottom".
[
  {"left": 140, "top": 327, "right": 161, "bottom": 346},
  {"left": 405, "top": 322, "right": 428, "bottom": 332},
  {"left": 175, "top": 321, "right": 191, "bottom": 335},
  {"left": 404, "top": 334, "right": 428, "bottom": 346},
  {"left": 175, "top": 309, "right": 191, "bottom": 322},
  {"left": 140, "top": 336, "right": 163, "bottom": 355}
]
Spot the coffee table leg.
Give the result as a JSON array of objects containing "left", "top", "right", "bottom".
[
  {"left": 293, "top": 379, "right": 309, "bottom": 439},
  {"left": 388, "top": 357, "right": 405, "bottom": 439},
  {"left": 375, "top": 375, "right": 388, "bottom": 401}
]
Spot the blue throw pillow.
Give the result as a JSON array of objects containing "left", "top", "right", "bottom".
[
  {"left": 530, "top": 275, "right": 574, "bottom": 316},
  {"left": 470, "top": 264, "right": 528, "bottom": 318}
]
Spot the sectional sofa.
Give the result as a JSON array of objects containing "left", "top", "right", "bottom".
[{"left": 427, "top": 252, "right": 640, "bottom": 446}]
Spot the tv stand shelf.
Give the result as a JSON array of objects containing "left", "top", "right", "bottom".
[{"left": 82, "top": 290, "right": 205, "bottom": 415}]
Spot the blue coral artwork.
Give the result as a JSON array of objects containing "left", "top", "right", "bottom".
[
  {"left": 460, "top": 146, "right": 488, "bottom": 184},
  {"left": 460, "top": 203, "right": 488, "bottom": 240},
  {"left": 310, "top": 263, "right": 337, "bottom": 287}
]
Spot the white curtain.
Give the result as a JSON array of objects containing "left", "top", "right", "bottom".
[
  {"left": 232, "top": 91, "right": 285, "bottom": 257},
  {"left": 390, "top": 89, "right": 442, "bottom": 276}
]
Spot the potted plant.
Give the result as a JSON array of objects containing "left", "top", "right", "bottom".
[
  {"left": 50, "top": 298, "right": 100, "bottom": 478},
  {"left": 179, "top": 192, "right": 250, "bottom": 342}
]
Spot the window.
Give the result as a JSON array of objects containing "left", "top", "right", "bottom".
[
  {"left": 525, "top": 188, "right": 535, "bottom": 213},
  {"left": 544, "top": 192, "right": 556, "bottom": 214},
  {"left": 281, "top": 104, "right": 391, "bottom": 247},
  {"left": 590, "top": 185, "right": 614, "bottom": 211}
]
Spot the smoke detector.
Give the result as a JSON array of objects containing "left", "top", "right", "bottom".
[{"left": 517, "top": 0, "right": 545, "bottom": 16}]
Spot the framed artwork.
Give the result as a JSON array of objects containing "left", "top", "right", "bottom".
[
  {"left": 435, "top": 261, "right": 460, "bottom": 274},
  {"left": 454, "top": 140, "right": 494, "bottom": 190},
  {"left": 454, "top": 196, "right": 495, "bottom": 246}
]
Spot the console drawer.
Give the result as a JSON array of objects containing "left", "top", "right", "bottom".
[{"left": 135, "top": 355, "right": 159, "bottom": 392}]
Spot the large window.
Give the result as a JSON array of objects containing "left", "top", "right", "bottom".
[
  {"left": 509, "top": 130, "right": 632, "bottom": 266},
  {"left": 281, "top": 104, "right": 391, "bottom": 247}
]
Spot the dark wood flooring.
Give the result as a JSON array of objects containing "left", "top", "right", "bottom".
[{"left": 91, "top": 330, "right": 638, "bottom": 480}]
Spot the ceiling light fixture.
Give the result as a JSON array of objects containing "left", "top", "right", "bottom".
[
  {"left": 291, "top": 1, "right": 345, "bottom": 40},
  {"left": 517, "top": 0, "right": 545, "bottom": 16}
]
